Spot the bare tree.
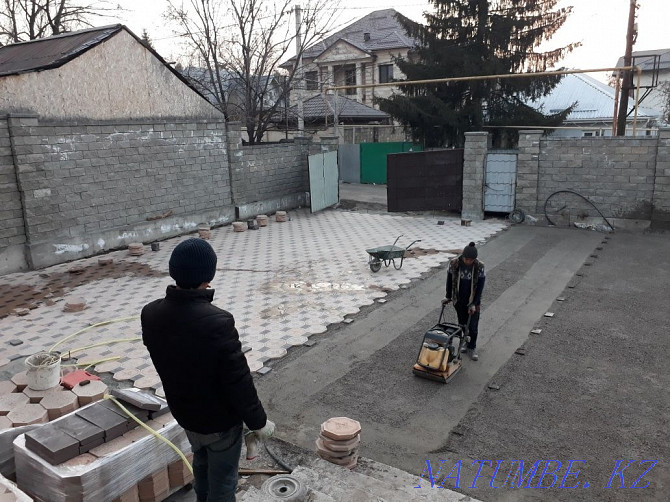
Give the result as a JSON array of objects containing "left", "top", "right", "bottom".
[
  {"left": 166, "top": 0, "right": 339, "bottom": 144},
  {"left": 0, "top": 0, "right": 120, "bottom": 45},
  {"left": 661, "top": 80, "right": 670, "bottom": 124}
]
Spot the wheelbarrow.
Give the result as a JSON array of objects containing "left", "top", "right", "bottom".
[{"left": 366, "top": 235, "right": 421, "bottom": 272}]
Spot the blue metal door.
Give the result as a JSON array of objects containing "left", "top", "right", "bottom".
[
  {"left": 484, "top": 151, "right": 517, "bottom": 212},
  {"left": 309, "top": 151, "right": 339, "bottom": 212}
]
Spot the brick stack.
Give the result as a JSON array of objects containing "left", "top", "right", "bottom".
[{"left": 316, "top": 417, "right": 361, "bottom": 469}]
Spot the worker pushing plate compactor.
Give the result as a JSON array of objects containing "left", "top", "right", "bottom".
[{"left": 412, "top": 304, "right": 470, "bottom": 383}]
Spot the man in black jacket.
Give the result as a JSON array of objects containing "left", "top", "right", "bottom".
[
  {"left": 443, "top": 242, "right": 486, "bottom": 361},
  {"left": 142, "top": 238, "right": 274, "bottom": 502}
]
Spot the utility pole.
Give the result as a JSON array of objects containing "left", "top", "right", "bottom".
[
  {"left": 295, "top": 5, "right": 304, "bottom": 134},
  {"left": 616, "top": 0, "right": 637, "bottom": 136}
]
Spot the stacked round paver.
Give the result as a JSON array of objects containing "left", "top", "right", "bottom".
[
  {"left": 63, "top": 297, "right": 86, "bottom": 313},
  {"left": 316, "top": 417, "right": 361, "bottom": 469},
  {"left": 198, "top": 224, "right": 211, "bottom": 239},
  {"left": 128, "top": 243, "right": 145, "bottom": 256}
]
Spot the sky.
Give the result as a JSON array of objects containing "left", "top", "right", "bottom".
[{"left": 112, "top": 0, "right": 668, "bottom": 83}]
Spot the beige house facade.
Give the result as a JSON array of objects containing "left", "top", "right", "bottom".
[{"left": 284, "top": 9, "right": 416, "bottom": 113}]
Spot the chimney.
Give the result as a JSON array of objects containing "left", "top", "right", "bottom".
[{"left": 364, "top": 32, "right": 370, "bottom": 42}]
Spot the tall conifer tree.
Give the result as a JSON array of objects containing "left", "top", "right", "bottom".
[{"left": 379, "top": 1, "right": 578, "bottom": 147}]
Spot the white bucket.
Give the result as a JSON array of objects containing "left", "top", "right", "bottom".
[{"left": 25, "top": 352, "right": 61, "bottom": 390}]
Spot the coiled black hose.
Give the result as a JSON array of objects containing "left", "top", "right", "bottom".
[{"left": 543, "top": 190, "right": 615, "bottom": 231}]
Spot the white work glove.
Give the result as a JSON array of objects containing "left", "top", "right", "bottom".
[
  {"left": 253, "top": 419, "right": 275, "bottom": 439},
  {"left": 468, "top": 304, "right": 477, "bottom": 315}
]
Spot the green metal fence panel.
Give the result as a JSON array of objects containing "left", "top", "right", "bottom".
[{"left": 359, "top": 142, "right": 422, "bottom": 184}]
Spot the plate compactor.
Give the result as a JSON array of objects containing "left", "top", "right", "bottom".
[{"left": 413, "top": 304, "right": 469, "bottom": 383}]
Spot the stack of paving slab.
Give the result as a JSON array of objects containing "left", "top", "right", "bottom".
[
  {"left": 315, "top": 417, "right": 361, "bottom": 469},
  {"left": 13, "top": 391, "right": 192, "bottom": 502},
  {"left": 0, "top": 372, "right": 107, "bottom": 477}
]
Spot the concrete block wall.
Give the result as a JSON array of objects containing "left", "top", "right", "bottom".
[
  {"left": 7, "top": 115, "right": 234, "bottom": 269},
  {"left": 651, "top": 129, "right": 670, "bottom": 229},
  {"left": 227, "top": 123, "right": 310, "bottom": 211},
  {"left": 512, "top": 131, "right": 662, "bottom": 225},
  {"left": 461, "top": 132, "right": 488, "bottom": 220},
  {"left": 0, "top": 117, "right": 28, "bottom": 274},
  {"left": 537, "top": 136, "right": 657, "bottom": 221}
]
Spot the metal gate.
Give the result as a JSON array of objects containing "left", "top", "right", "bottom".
[
  {"left": 484, "top": 151, "right": 517, "bottom": 212},
  {"left": 360, "top": 142, "right": 422, "bottom": 184},
  {"left": 309, "top": 150, "right": 339, "bottom": 213},
  {"left": 387, "top": 149, "right": 464, "bottom": 212},
  {"left": 338, "top": 144, "right": 360, "bottom": 183}
]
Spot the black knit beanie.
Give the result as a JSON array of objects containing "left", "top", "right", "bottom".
[
  {"left": 462, "top": 242, "right": 478, "bottom": 260},
  {"left": 169, "top": 238, "right": 217, "bottom": 289}
]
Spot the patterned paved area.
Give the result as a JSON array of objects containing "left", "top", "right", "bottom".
[{"left": 0, "top": 209, "right": 506, "bottom": 393}]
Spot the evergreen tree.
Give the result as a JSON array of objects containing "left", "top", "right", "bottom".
[
  {"left": 140, "top": 29, "right": 154, "bottom": 50},
  {"left": 378, "top": 1, "right": 578, "bottom": 147}
]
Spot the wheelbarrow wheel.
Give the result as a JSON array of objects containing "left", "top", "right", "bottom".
[{"left": 369, "top": 259, "right": 382, "bottom": 273}]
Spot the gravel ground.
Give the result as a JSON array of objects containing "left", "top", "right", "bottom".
[{"left": 442, "top": 231, "right": 670, "bottom": 501}]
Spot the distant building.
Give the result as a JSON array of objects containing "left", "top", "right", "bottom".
[
  {"left": 0, "top": 25, "right": 220, "bottom": 120},
  {"left": 526, "top": 73, "right": 662, "bottom": 137},
  {"left": 281, "top": 9, "right": 416, "bottom": 109}
]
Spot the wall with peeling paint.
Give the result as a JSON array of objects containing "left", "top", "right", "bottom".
[
  {"left": 3, "top": 115, "right": 234, "bottom": 269},
  {"left": 0, "top": 30, "right": 221, "bottom": 120}
]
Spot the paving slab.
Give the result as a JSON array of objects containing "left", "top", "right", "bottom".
[{"left": 0, "top": 209, "right": 504, "bottom": 385}]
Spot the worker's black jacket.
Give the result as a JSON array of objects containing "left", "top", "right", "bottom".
[{"left": 142, "top": 286, "right": 267, "bottom": 434}]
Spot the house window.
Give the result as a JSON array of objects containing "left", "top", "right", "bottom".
[
  {"left": 345, "top": 68, "right": 356, "bottom": 95},
  {"left": 379, "top": 64, "right": 393, "bottom": 84},
  {"left": 305, "top": 71, "right": 318, "bottom": 91}
]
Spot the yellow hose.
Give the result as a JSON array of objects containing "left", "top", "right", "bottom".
[
  {"left": 50, "top": 316, "right": 140, "bottom": 353},
  {"left": 105, "top": 395, "right": 193, "bottom": 474},
  {"left": 60, "top": 356, "right": 121, "bottom": 370},
  {"left": 66, "top": 337, "right": 142, "bottom": 356}
]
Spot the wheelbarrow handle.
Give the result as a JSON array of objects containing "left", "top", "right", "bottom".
[
  {"left": 405, "top": 239, "right": 422, "bottom": 250},
  {"left": 392, "top": 235, "right": 403, "bottom": 247}
]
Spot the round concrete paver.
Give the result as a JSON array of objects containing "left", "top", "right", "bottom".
[
  {"left": 320, "top": 417, "right": 361, "bottom": 441},
  {"left": 22, "top": 385, "right": 63, "bottom": 404},
  {"left": 8, "top": 403, "right": 49, "bottom": 426},
  {"left": 73, "top": 380, "right": 108, "bottom": 406},
  {"left": 41, "top": 390, "right": 79, "bottom": 420},
  {"left": 0, "top": 393, "right": 29, "bottom": 414},
  {"left": 0, "top": 381, "right": 18, "bottom": 395},
  {"left": 11, "top": 372, "right": 29, "bottom": 391}
]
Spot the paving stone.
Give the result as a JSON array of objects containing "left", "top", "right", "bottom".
[
  {"left": 232, "top": 221, "right": 246, "bottom": 232},
  {"left": 41, "top": 390, "right": 79, "bottom": 420},
  {"left": 275, "top": 211, "right": 287, "bottom": 222},
  {"left": 89, "top": 433, "right": 134, "bottom": 458},
  {"left": 318, "top": 433, "right": 360, "bottom": 452},
  {"left": 76, "top": 403, "right": 128, "bottom": 441},
  {"left": 60, "top": 453, "right": 97, "bottom": 468},
  {"left": 256, "top": 215, "right": 268, "bottom": 227},
  {"left": 25, "top": 424, "right": 80, "bottom": 464},
  {"left": 7, "top": 403, "right": 49, "bottom": 426},
  {"left": 320, "top": 417, "right": 361, "bottom": 441},
  {"left": 0, "top": 209, "right": 506, "bottom": 380},
  {"left": 0, "top": 381, "right": 17, "bottom": 395},
  {"left": 10, "top": 372, "right": 28, "bottom": 391},
  {"left": 55, "top": 414, "right": 105, "bottom": 453},
  {"left": 23, "top": 385, "right": 63, "bottom": 404},
  {"left": 111, "top": 485, "right": 140, "bottom": 502},
  {"left": 138, "top": 467, "right": 169, "bottom": 501},
  {"left": 168, "top": 453, "right": 194, "bottom": 488},
  {"left": 73, "top": 380, "right": 108, "bottom": 406},
  {"left": 63, "top": 297, "right": 87, "bottom": 313},
  {"left": 0, "top": 416, "right": 12, "bottom": 429},
  {"left": 0, "top": 393, "right": 29, "bottom": 415}
]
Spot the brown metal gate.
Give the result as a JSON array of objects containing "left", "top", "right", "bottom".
[{"left": 387, "top": 149, "right": 464, "bottom": 212}]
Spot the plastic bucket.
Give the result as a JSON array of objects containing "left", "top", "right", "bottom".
[{"left": 25, "top": 352, "right": 61, "bottom": 390}]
